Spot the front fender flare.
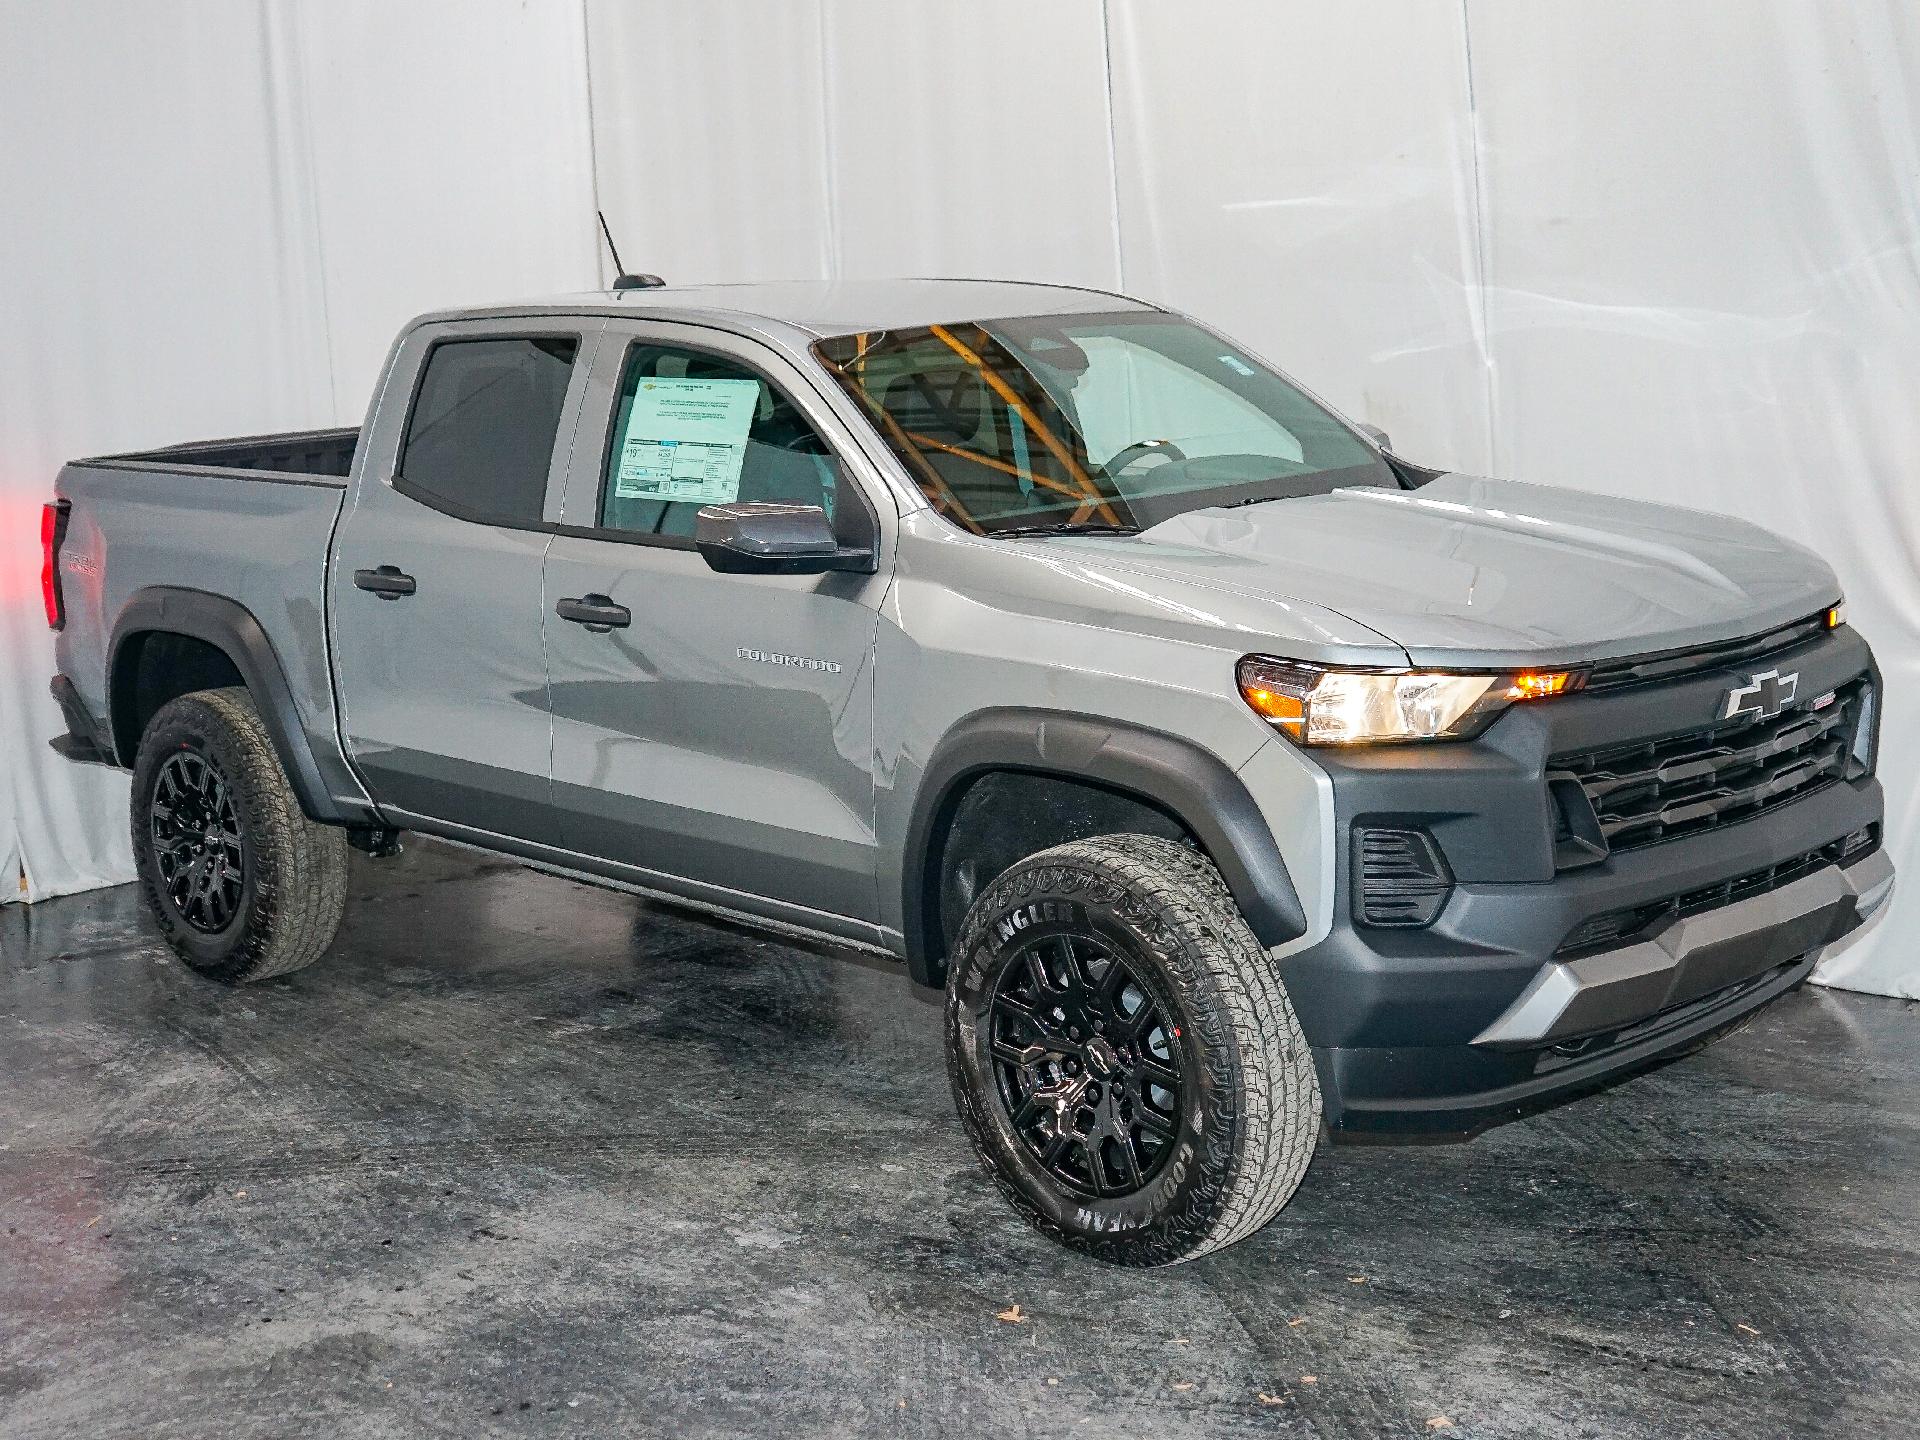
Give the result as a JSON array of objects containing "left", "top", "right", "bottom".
[{"left": 902, "top": 708, "right": 1307, "bottom": 986}]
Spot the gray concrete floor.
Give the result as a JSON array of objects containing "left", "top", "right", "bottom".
[{"left": 1, "top": 841, "right": 1917, "bottom": 1440}]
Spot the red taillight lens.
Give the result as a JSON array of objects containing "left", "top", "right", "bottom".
[{"left": 42, "top": 501, "right": 70, "bottom": 630}]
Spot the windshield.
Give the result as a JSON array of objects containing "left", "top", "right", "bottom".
[{"left": 813, "top": 311, "right": 1396, "bottom": 535}]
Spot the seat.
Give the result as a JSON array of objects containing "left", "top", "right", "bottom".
[{"left": 881, "top": 369, "right": 1011, "bottom": 520}]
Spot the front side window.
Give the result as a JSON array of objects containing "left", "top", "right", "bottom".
[
  {"left": 597, "top": 345, "right": 840, "bottom": 539},
  {"left": 399, "top": 336, "right": 580, "bottom": 524},
  {"left": 814, "top": 312, "right": 1392, "bottom": 534}
]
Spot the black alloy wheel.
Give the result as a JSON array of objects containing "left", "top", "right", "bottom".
[
  {"left": 988, "top": 930, "right": 1184, "bottom": 1198},
  {"left": 132, "top": 687, "right": 349, "bottom": 982},
  {"left": 149, "top": 748, "right": 246, "bottom": 934},
  {"left": 946, "top": 835, "right": 1323, "bottom": 1265}
]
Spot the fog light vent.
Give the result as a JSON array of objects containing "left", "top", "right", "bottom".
[{"left": 1353, "top": 826, "right": 1453, "bottom": 928}]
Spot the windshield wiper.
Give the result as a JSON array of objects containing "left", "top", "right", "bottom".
[
  {"left": 987, "top": 521, "right": 1142, "bottom": 538},
  {"left": 1218, "top": 483, "right": 1308, "bottom": 508}
]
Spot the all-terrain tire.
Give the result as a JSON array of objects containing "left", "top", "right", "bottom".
[
  {"left": 945, "top": 834, "right": 1321, "bottom": 1265},
  {"left": 131, "top": 687, "right": 348, "bottom": 983}
]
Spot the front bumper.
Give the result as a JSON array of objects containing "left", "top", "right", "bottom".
[
  {"left": 1278, "top": 624, "right": 1889, "bottom": 1135},
  {"left": 1474, "top": 846, "right": 1890, "bottom": 1048}
]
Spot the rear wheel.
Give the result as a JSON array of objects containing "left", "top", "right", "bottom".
[
  {"left": 131, "top": 687, "right": 348, "bottom": 983},
  {"left": 945, "top": 834, "right": 1321, "bottom": 1265}
]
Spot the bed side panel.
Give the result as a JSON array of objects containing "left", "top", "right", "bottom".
[{"left": 53, "top": 463, "right": 353, "bottom": 786}]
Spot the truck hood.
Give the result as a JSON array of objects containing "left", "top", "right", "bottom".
[{"left": 1111, "top": 475, "right": 1842, "bottom": 668}]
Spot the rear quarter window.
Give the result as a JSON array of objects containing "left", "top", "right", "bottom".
[{"left": 398, "top": 336, "right": 580, "bottom": 524}]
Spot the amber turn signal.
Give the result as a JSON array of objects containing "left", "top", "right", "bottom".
[
  {"left": 1240, "top": 683, "right": 1304, "bottom": 731},
  {"left": 1504, "top": 671, "right": 1575, "bottom": 701}
]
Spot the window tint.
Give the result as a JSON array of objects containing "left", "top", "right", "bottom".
[
  {"left": 400, "top": 337, "right": 580, "bottom": 523},
  {"left": 599, "top": 344, "right": 838, "bottom": 538}
]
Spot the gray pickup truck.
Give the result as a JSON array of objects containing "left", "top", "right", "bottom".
[{"left": 44, "top": 279, "right": 1892, "bottom": 1265}]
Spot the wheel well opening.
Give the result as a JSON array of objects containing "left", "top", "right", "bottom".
[
  {"left": 111, "top": 631, "right": 245, "bottom": 761},
  {"left": 919, "top": 769, "right": 1196, "bottom": 983}
]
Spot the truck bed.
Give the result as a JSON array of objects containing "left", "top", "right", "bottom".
[
  {"left": 52, "top": 442, "right": 356, "bottom": 782},
  {"left": 83, "top": 426, "right": 359, "bottom": 481}
]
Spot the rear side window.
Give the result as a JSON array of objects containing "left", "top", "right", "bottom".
[
  {"left": 399, "top": 336, "right": 580, "bottom": 524},
  {"left": 596, "top": 344, "right": 838, "bottom": 540}
]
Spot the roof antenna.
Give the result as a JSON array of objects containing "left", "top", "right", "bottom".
[{"left": 596, "top": 209, "right": 665, "bottom": 291}]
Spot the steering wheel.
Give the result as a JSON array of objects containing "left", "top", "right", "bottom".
[{"left": 1099, "top": 438, "right": 1186, "bottom": 480}]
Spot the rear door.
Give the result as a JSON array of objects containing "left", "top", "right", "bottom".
[
  {"left": 540, "top": 322, "right": 891, "bottom": 933},
  {"left": 330, "top": 317, "right": 602, "bottom": 842}
]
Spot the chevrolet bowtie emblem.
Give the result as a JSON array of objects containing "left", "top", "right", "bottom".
[{"left": 1723, "top": 668, "right": 1799, "bottom": 721}]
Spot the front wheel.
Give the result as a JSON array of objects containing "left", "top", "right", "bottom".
[
  {"left": 945, "top": 834, "right": 1321, "bottom": 1265},
  {"left": 131, "top": 687, "right": 348, "bottom": 983}
]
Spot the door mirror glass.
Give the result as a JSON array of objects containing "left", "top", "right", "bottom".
[{"left": 694, "top": 502, "right": 875, "bottom": 575}]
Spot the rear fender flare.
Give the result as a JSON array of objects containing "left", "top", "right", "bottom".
[{"left": 108, "top": 587, "right": 371, "bottom": 825}]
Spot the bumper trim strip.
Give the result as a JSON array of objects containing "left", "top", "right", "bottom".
[{"left": 1474, "top": 849, "right": 1894, "bottom": 1048}]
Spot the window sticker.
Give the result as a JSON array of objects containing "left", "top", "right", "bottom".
[
  {"left": 613, "top": 377, "right": 760, "bottom": 506},
  {"left": 1217, "top": 353, "right": 1257, "bottom": 377}
]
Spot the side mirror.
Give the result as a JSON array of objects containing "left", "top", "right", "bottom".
[
  {"left": 694, "top": 501, "right": 876, "bottom": 576},
  {"left": 1355, "top": 422, "right": 1393, "bottom": 452}
]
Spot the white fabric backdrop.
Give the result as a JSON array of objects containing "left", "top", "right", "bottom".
[
  {"left": 0, "top": 0, "right": 601, "bottom": 903},
  {"left": 4, "top": 1, "right": 1915, "bottom": 996}
]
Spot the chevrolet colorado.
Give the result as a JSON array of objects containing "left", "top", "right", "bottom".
[{"left": 44, "top": 279, "right": 1892, "bottom": 1265}]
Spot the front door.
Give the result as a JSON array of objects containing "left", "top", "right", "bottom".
[
  {"left": 541, "top": 324, "right": 888, "bottom": 930},
  {"left": 330, "top": 320, "right": 600, "bottom": 843}
]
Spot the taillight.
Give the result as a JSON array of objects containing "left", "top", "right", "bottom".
[{"left": 41, "top": 500, "right": 70, "bottom": 630}]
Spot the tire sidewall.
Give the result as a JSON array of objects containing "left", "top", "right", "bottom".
[
  {"left": 947, "top": 859, "right": 1243, "bottom": 1261},
  {"left": 131, "top": 699, "right": 263, "bottom": 978}
]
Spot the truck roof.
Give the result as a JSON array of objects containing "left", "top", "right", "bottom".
[{"left": 425, "top": 278, "right": 1155, "bottom": 340}]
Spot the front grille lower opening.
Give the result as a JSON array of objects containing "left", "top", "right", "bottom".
[{"left": 1555, "top": 825, "right": 1878, "bottom": 958}]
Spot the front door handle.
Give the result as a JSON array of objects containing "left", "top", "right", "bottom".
[
  {"left": 556, "top": 594, "right": 631, "bottom": 632},
  {"left": 353, "top": 565, "right": 417, "bottom": 599}
]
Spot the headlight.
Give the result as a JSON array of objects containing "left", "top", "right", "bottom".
[{"left": 1237, "top": 656, "right": 1577, "bottom": 744}]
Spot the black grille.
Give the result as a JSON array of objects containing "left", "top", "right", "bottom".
[
  {"left": 1557, "top": 826, "right": 1878, "bottom": 957},
  {"left": 1551, "top": 678, "right": 1868, "bottom": 853}
]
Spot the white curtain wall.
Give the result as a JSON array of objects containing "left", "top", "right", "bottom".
[
  {"left": 3, "top": 1, "right": 1915, "bottom": 997},
  {"left": 0, "top": 0, "right": 601, "bottom": 903}
]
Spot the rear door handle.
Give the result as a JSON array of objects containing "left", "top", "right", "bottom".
[
  {"left": 353, "top": 565, "right": 417, "bottom": 599},
  {"left": 556, "top": 594, "right": 630, "bottom": 632}
]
